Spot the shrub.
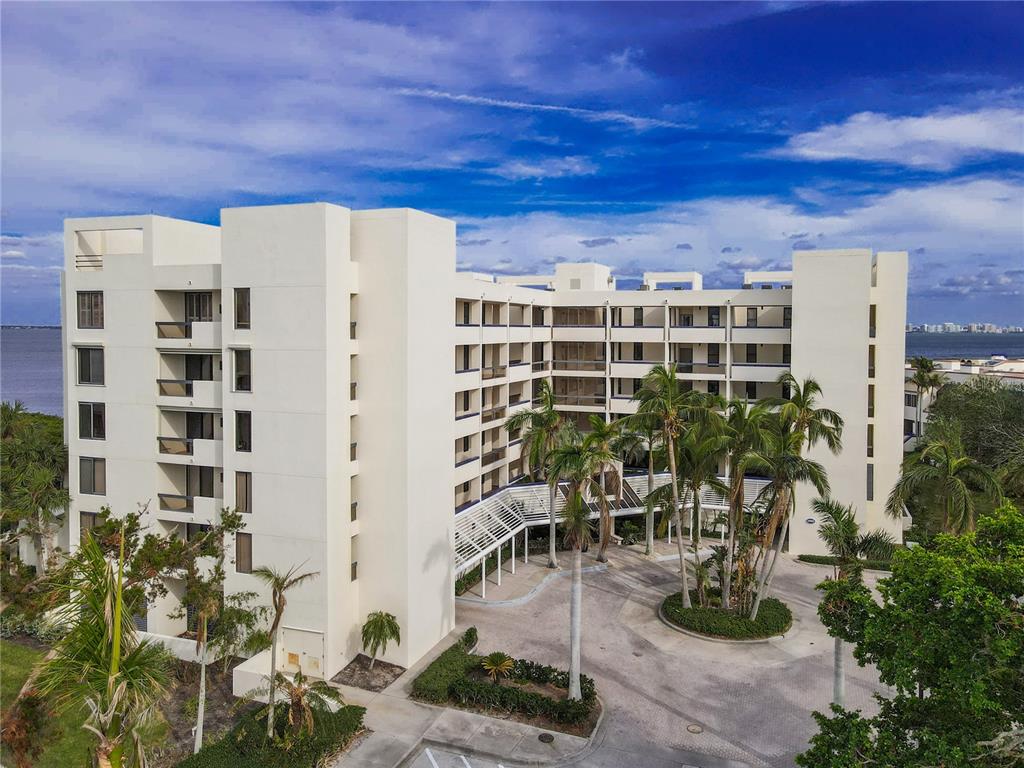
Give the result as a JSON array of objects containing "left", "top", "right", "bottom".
[
  {"left": 0, "top": 691, "right": 53, "bottom": 768},
  {"left": 410, "top": 643, "right": 478, "bottom": 704},
  {"left": 796, "top": 554, "right": 893, "bottom": 571},
  {"left": 0, "top": 614, "right": 66, "bottom": 644},
  {"left": 662, "top": 590, "right": 792, "bottom": 640},
  {"left": 460, "top": 626, "right": 478, "bottom": 650},
  {"left": 176, "top": 706, "right": 365, "bottom": 768},
  {"left": 618, "top": 520, "right": 643, "bottom": 545}
]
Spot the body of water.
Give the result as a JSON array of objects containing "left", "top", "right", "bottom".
[{"left": 2, "top": 327, "right": 1022, "bottom": 418}]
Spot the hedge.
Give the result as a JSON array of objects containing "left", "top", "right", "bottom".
[
  {"left": 176, "top": 705, "right": 365, "bottom": 768},
  {"left": 796, "top": 554, "right": 893, "bottom": 571},
  {"left": 411, "top": 637, "right": 597, "bottom": 725},
  {"left": 662, "top": 590, "right": 792, "bottom": 640}
]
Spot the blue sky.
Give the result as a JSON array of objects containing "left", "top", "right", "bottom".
[{"left": 2, "top": 1, "right": 1022, "bottom": 325}]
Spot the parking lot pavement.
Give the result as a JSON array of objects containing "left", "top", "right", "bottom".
[{"left": 408, "top": 747, "right": 505, "bottom": 768}]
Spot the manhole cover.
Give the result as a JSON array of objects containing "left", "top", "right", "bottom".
[
  {"left": 538, "top": 733, "right": 555, "bottom": 744},
  {"left": 686, "top": 724, "right": 703, "bottom": 734}
]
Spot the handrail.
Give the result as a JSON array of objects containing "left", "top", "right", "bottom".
[
  {"left": 156, "top": 321, "right": 191, "bottom": 339},
  {"left": 157, "top": 379, "right": 193, "bottom": 397},
  {"left": 157, "top": 436, "right": 193, "bottom": 455}
]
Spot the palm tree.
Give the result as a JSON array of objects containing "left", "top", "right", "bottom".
[
  {"left": 886, "top": 435, "right": 1003, "bottom": 534},
  {"left": 37, "top": 528, "right": 168, "bottom": 768},
  {"left": 14, "top": 462, "right": 70, "bottom": 573},
  {"left": 617, "top": 412, "right": 662, "bottom": 556},
  {"left": 583, "top": 415, "right": 623, "bottom": 562},
  {"left": 633, "top": 364, "right": 712, "bottom": 609},
  {"left": 258, "top": 669, "right": 344, "bottom": 739},
  {"left": 908, "top": 356, "right": 945, "bottom": 440},
  {"left": 361, "top": 611, "right": 401, "bottom": 670},
  {"left": 814, "top": 497, "right": 896, "bottom": 708},
  {"left": 743, "top": 422, "right": 830, "bottom": 620},
  {"left": 505, "top": 379, "right": 567, "bottom": 568},
  {"left": 252, "top": 563, "right": 320, "bottom": 739},
  {"left": 772, "top": 372, "right": 844, "bottom": 455},
  {"left": 546, "top": 432, "right": 603, "bottom": 701},
  {"left": 721, "top": 398, "right": 772, "bottom": 608}
]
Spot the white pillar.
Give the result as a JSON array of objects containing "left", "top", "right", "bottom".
[
  {"left": 481, "top": 560, "right": 486, "bottom": 599},
  {"left": 667, "top": 519, "right": 672, "bottom": 544},
  {"left": 524, "top": 527, "right": 529, "bottom": 564},
  {"left": 511, "top": 535, "right": 516, "bottom": 575},
  {"left": 497, "top": 544, "right": 502, "bottom": 586}
]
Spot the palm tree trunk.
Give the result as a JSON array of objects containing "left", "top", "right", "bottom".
[
  {"left": 722, "top": 472, "right": 741, "bottom": 609},
  {"left": 645, "top": 449, "right": 655, "bottom": 556},
  {"left": 666, "top": 431, "right": 692, "bottom": 609},
  {"left": 548, "top": 482, "right": 559, "bottom": 569},
  {"left": 194, "top": 622, "right": 207, "bottom": 754},
  {"left": 833, "top": 636, "right": 845, "bottom": 708},
  {"left": 568, "top": 547, "right": 583, "bottom": 700},
  {"left": 266, "top": 630, "right": 278, "bottom": 739},
  {"left": 597, "top": 467, "right": 609, "bottom": 563},
  {"left": 369, "top": 654, "right": 376, "bottom": 671},
  {"left": 751, "top": 498, "right": 790, "bottom": 620}
]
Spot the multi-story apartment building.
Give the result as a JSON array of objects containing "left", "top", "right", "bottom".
[{"left": 59, "top": 202, "right": 907, "bottom": 683}]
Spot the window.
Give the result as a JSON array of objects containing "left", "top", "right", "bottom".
[
  {"left": 745, "top": 382, "right": 757, "bottom": 400},
  {"left": 350, "top": 442, "right": 358, "bottom": 461},
  {"left": 866, "top": 464, "right": 874, "bottom": 501},
  {"left": 462, "top": 346, "right": 470, "bottom": 371},
  {"left": 868, "top": 384, "right": 875, "bottom": 417},
  {"left": 236, "top": 471, "right": 251, "bottom": 513},
  {"left": 782, "top": 345, "right": 791, "bottom": 365},
  {"left": 782, "top": 382, "right": 792, "bottom": 399},
  {"left": 633, "top": 342, "right": 643, "bottom": 361},
  {"left": 462, "top": 436, "right": 470, "bottom": 451},
  {"left": 746, "top": 344, "right": 758, "bottom": 364},
  {"left": 633, "top": 307, "right": 644, "bottom": 326},
  {"left": 80, "top": 457, "right": 106, "bottom": 495},
  {"left": 77, "top": 291, "right": 104, "bottom": 329},
  {"left": 80, "top": 511, "right": 99, "bottom": 544},
  {"left": 707, "top": 344, "right": 720, "bottom": 365},
  {"left": 77, "top": 347, "right": 104, "bottom": 385},
  {"left": 904, "top": 419, "right": 916, "bottom": 437},
  {"left": 463, "top": 303, "right": 471, "bottom": 325},
  {"left": 79, "top": 402, "right": 105, "bottom": 439},
  {"left": 569, "top": 278, "right": 581, "bottom": 290},
  {"left": 234, "top": 288, "right": 251, "bottom": 329},
  {"left": 462, "top": 481, "right": 470, "bottom": 493},
  {"left": 187, "top": 465, "right": 215, "bottom": 498},
  {"left": 868, "top": 346, "right": 876, "bottom": 378},
  {"left": 708, "top": 307, "right": 721, "bottom": 327},
  {"left": 867, "top": 424, "right": 874, "bottom": 458},
  {"left": 235, "top": 533, "right": 252, "bottom": 573},
  {"left": 680, "top": 313, "right": 693, "bottom": 327},
  {"left": 783, "top": 307, "right": 792, "bottom": 329},
  {"left": 746, "top": 307, "right": 758, "bottom": 328},
  {"left": 905, "top": 392, "right": 918, "bottom": 407},
  {"left": 236, "top": 411, "right": 252, "bottom": 452},
  {"left": 350, "top": 535, "right": 359, "bottom": 581},
  {"left": 708, "top": 381, "right": 720, "bottom": 396},
  {"left": 463, "top": 391, "right": 470, "bottom": 410},
  {"left": 186, "top": 412, "right": 214, "bottom": 440},
  {"left": 351, "top": 501, "right": 358, "bottom": 521},
  {"left": 185, "top": 292, "right": 213, "bottom": 323},
  {"left": 234, "top": 349, "right": 251, "bottom": 392},
  {"left": 185, "top": 354, "right": 214, "bottom": 381},
  {"left": 869, "top": 305, "right": 877, "bottom": 338}
]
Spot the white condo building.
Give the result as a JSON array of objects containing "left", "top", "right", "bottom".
[{"left": 59, "top": 202, "right": 908, "bottom": 682}]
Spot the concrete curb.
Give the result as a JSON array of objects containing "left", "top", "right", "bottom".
[
  {"left": 455, "top": 563, "right": 608, "bottom": 608},
  {"left": 411, "top": 695, "right": 607, "bottom": 768},
  {"left": 656, "top": 602, "right": 795, "bottom": 645},
  {"left": 791, "top": 556, "right": 892, "bottom": 574}
]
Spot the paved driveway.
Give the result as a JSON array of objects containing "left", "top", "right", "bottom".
[{"left": 455, "top": 548, "right": 890, "bottom": 768}]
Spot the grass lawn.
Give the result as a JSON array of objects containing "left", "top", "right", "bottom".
[{"left": 1, "top": 638, "right": 92, "bottom": 768}]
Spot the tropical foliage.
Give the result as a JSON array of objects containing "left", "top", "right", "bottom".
[{"left": 361, "top": 611, "right": 401, "bottom": 670}]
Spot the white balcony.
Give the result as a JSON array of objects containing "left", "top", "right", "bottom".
[
  {"left": 552, "top": 325, "right": 605, "bottom": 342},
  {"left": 669, "top": 326, "right": 726, "bottom": 344},
  {"left": 455, "top": 455, "right": 480, "bottom": 484},
  {"left": 156, "top": 437, "right": 222, "bottom": 466},
  {"left": 481, "top": 326, "right": 507, "bottom": 344},
  {"left": 455, "top": 324, "right": 481, "bottom": 345},
  {"left": 675, "top": 363, "right": 727, "bottom": 380},
  {"left": 610, "top": 325, "right": 664, "bottom": 343},
  {"left": 156, "top": 378, "right": 222, "bottom": 410},
  {"left": 730, "top": 363, "right": 789, "bottom": 382},
  {"left": 155, "top": 320, "right": 222, "bottom": 350},
  {"left": 454, "top": 368, "right": 481, "bottom": 389},
  {"left": 609, "top": 396, "right": 639, "bottom": 415},
  {"left": 155, "top": 493, "right": 221, "bottom": 524},
  {"left": 609, "top": 360, "right": 658, "bottom": 379},
  {"left": 731, "top": 326, "right": 791, "bottom": 345},
  {"left": 509, "top": 326, "right": 531, "bottom": 344}
]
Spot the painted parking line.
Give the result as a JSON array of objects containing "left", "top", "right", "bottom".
[{"left": 424, "top": 747, "right": 441, "bottom": 768}]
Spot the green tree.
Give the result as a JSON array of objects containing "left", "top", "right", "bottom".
[
  {"left": 908, "top": 356, "right": 945, "bottom": 440},
  {"left": 633, "top": 364, "right": 712, "bottom": 609},
  {"left": 256, "top": 670, "right": 344, "bottom": 741},
  {"left": 583, "top": 414, "right": 624, "bottom": 563},
  {"left": 252, "top": 564, "right": 320, "bottom": 739},
  {"left": 617, "top": 411, "right": 662, "bottom": 556},
  {"left": 546, "top": 431, "right": 602, "bottom": 701},
  {"left": 798, "top": 502, "right": 1024, "bottom": 768},
  {"left": 36, "top": 528, "right": 169, "bottom": 768},
  {"left": 813, "top": 497, "right": 895, "bottom": 708},
  {"left": 505, "top": 379, "right": 568, "bottom": 569},
  {"left": 361, "top": 611, "right": 401, "bottom": 670},
  {"left": 886, "top": 432, "right": 1003, "bottom": 534}
]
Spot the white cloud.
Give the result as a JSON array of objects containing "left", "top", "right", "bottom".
[
  {"left": 776, "top": 108, "right": 1024, "bottom": 170},
  {"left": 2, "top": 250, "right": 27, "bottom": 259},
  {"left": 489, "top": 156, "right": 598, "bottom": 180}
]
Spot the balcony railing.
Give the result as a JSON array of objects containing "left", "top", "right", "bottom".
[
  {"left": 455, "top": 367, "right": 480, "bottom": 374},
  {"left": 158, "top": 379, "right": 193, "bottom": 397},
  {"left": 455, "top": 410, "right": 479, "bottom": 421},
  {"left": 481, "top": 365, "right": 507, "bottom": 380},
  {"left": 481, "top": 448, "right": 506, "bottom": 466},
  {"left": 670, "top": 323, "right": 722, "bottom": 329},
  {"left": 158, "top": 493, "right": 193, "bottom": 512},
  {"left": 553, "top": 394, "right": 606, "bottom": 407},
  {"left": 611, "top": 359, "right": 658, "bottom": 365},
  {"left": 481, "top": 406, "right": 506, "bottom": 424},
  {"left": 532, "top": 361, "right": 551, "bottom": 372},
  {"left": 552, "top": 360, "right": 606, "bottom": 371},
  {"left": 674, "top": 362, "right": 724, "bottom": 374},
  {"left": 455, "top": 454, "right": 479, "bottom": 468},
  {"left": 156, "top": 322, "right": 191, "bottom": 339},
  {"left": 158, "top": 436, "right": 193, "bottom": 455},
  {"left": 611, "top": 323, "right": 662, "bottom": 328}
]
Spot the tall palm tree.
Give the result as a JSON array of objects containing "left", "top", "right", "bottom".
[
  {"left": 506, "top": 379, "right": 567, "bottom": 568},
  {"left": 546, "top": 433, "right": 599, "bottom": 702},
  {"left": 743, "top": 422, "right": 830, "bottom": 620},
  {"left": 583, "top": 415, "right": 623, "bottom": 562},
  {"left": 633, "top": 364, "right": 713, "bottom": 609},
  {"left": 908, "top": 356, "right": 945, "bottom": 440},
  {"left": 252, "top": 563, "right": 320, "bottom": 739},
  {"left": 814, "top": 497, "right": 896, "bottom": 708},
  {"left": 37, "top": 529, "right": 168, "bottom": 768},
  {"left": 886, "top": 435, "right": 1003, "bottom": 534},
  {"left": 772, "top": 372, "right": 844, "bottom": 455},
  {"left": 721, "top": 398, "right": 772, "bottom": 607},
  {"left": 14, "top": 462, "right": 70, "bottom": 573},
  {"left": 617, "top": 411, "right": 662, "bottom": 556}
]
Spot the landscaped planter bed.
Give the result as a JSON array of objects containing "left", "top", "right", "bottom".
[
  {"left": 661, "top": 590, "right": 792, "bottom": 641},
  {"left": 796, "top": 554, "right": 893, "bottom": 571},
  {"left": 411, "top": 629, "right": 600, "bottom": 737}
]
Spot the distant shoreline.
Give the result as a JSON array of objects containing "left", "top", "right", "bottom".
[{"left": 1, "top": 325, "right": 61, "bottom": 329}]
